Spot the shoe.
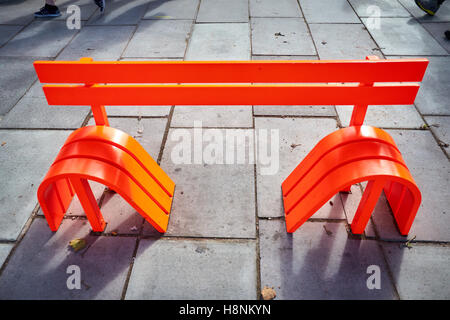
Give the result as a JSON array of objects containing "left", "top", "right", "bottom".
[
  {"left": 94, "top": 0, "right": 105, "bottom": 13},
  {"left": 414, "top": 0, "right": 442, "bottom": 16},
  {"left": 34, "top": 4, "right": 61, "bottom": 18},
  {"left": 445, "top": 30, "right": 450, "bottom": 40}
]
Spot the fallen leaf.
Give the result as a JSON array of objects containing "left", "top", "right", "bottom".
[
  {"left": 111, "top": 231, "right": 118, "bottom": 236},
  {"left": 69, "top": 238, "right": 86, "bottom": 252},
  {"left": 261, "top": 286, "right": 276, "bottom": 300},
  {"left": 403, "top": 235, "right": 416, "bottom": 249}
]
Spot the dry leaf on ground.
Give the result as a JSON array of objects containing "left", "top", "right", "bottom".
[
  {"left": 261, "top": 286, "right": 276, "bottom": 300},
  {"left": 69, "top": 239, "right": 86, "bottom": 252}
]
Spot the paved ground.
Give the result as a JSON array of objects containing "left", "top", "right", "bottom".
[{"left": 0, "top": 0, "right": 449, "bottom": 300}]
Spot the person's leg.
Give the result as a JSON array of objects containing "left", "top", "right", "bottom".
[
  {"left": 415, "top": 0, "right": 445, "bottom": 15},
  {"left": 35, "top": 0, "right": 61, "bottom": 17}
]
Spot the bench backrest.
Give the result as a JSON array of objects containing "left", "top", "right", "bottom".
[{"left": 34, "top": 56, "right": 428, "bottom": 127}]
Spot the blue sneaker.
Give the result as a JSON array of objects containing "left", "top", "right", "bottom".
[
  {"left": 94, "top": 0, "right": 105, "bottom": 13},
  {"left": 34, "top": 4, "right": 61, "bottom": 18},
  {"left": 414, "top": 0, "right": 444, "bottom": 16}
]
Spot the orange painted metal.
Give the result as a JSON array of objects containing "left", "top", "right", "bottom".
[
  {"left": 282, "top": 126, "right": 421, "bottom": 235},
  {"left": 34, "top": 57, "right": 426, "bottom": 235},
  {"left": 37, "top": 126, "right": 175, "bottom": 233},
  {"left": 41, "top": 84, "right": 421, "bottom": 107},
  {"left": 33, "top": 58, "right": 428, "bottom": 83},
  {"left": 343, "top": 56, "right": 377, "bottom": 193}
]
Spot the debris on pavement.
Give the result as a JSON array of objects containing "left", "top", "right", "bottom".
[
  {"left": 69, "top": 238, "right": 86, "bottom": 252},
  {"left": 261, "top": 286, "right": 276, "bottom": 300}
]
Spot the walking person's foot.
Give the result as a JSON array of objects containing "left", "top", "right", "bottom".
[
  {"left": 414, "top": 0, "right": 444, "bottom": 15},
  {"left": 94, "top": 0, "right": 106, "bottom": 13},
  {"left": 34, "top": 4, "right": 61, "bottom": 17}
]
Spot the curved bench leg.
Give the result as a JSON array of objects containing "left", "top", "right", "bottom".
[
  {"left": 38, "top": 125, "right": 175, "bottom": 233},
  {"left": 350, "top": 179, "right": 385, "bottom": 234},
  {"left": 282, "top": 125, "right": 421, "bottom": 235},
  {"left": 70, "top": 177, "right": 106, "bottom": 232}
]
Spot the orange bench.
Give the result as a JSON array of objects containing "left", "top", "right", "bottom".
[{"left": 34, "top": 56, "right": 428, "bottom": 235}]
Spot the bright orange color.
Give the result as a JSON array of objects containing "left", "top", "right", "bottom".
[
  {"left": 34, "top": 56, "right": 427, "bottom": 234},
  {"left": 282, "top": 126, "right": 421, "bottom": 235},
  {"left": 37, "top": 126, "right": 175, "bottom": 233}
]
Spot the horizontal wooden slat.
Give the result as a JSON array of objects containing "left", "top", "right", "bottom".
[
  {"left": 34, "top": 59, "right": 429, "bottom": 84},
  {"left": 42, "top": 84, "right": 420, "bottom": 106}
]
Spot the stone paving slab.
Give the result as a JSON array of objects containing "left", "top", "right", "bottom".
[
  {"left": 105, "top": 106, "right": 171, "bottom": 117},
  {"left": 142, "top": 128, "right": 256, "bottom": 238},
  {"left": 309, "top": 23, "right": 382, "bottom": 60},
  {"left": 0, "top": 97, "right": 90, "bottom": 129},
  {"left": 362, "top": 17, "right": 447, "bottom": 55},
  {"left": 421, "top": 22, "right": 450, "bottom": 53},
  {"left": 253, "top": 105, "right": 336, "bottom": 116},
  {"left": 251, "top": 18, "right": 316, "bottom": 55},
  {"left": 0, "top": 0, "right": 41, "bottom": 25},
  {"left": 0, "top": 130, "right": 72, "bottom": 241},
  {"left": 99, "top": 190, "right": 144, "bottom": 235},
  {"left": 0, "top": 21, "right": 78, "bottom": 58},
  {"left": 381, "top": 243, "right": 450, "bottom": 299},
  {"left": 336, "top": 105, "right": 424, "bottom": 128},
  {"left": 259, "top": 220, "right": 397, "bottom": 299},
  {"left": 0, "top": 57, "right": 43, "bottom": 115},
  {"left": 251, "top": 55, "right": 318, "bottom": 60},
  {"left": 300, "top": 0, "right": 360, "bottom": 23},
  {"left": 144, "top": 0, "right": 200, "bottom": 20},
  {"left": 57, "top": 25, "right": 135, "bottom": 61},
  {"left": 348, "top": 129, "right": 450, "bottom": 242},
  {"left": 0, "top": 25, "right": 22, "bottom": 47},
  {"left": 254, "top": 117, "right": 342, "bottom": 218},
  {"left": 171, "top": 106, "right": 253, "bottom": 128},
  {"left": 425, "top": 115, "right": 450, "bottom": 157},
  {"left": 197, "top": 0, "right": 249, "bottom": 23},
  {"left": 0, "top": 218, "right": 136, "bottom": 299},
  {"left": 349, "top": 0, "right": 411, "bottom": 17},
  {"left": 87, "top": 0, "right": 149, "bottom": 25},
  {"left": 340, "top": 185, "right": 398, "bottom": 239},
  {"left": 407, "top": 56, "right": 450, "bottom": 116},
  {"left": 53, "top": 0, "right": 99, "bottom": 21},
  {"left": 122, "top": 20, "right": 192, "bottom": 58},
  {"left": 250, "top": 0, "right": 302, "bottom": 18},
  {"left": 125, "top": 238, "right": 257, "bottom": 299},
  {"left": 0, "top": 0, "right": 449, "bottom": 301},
  {"left": 185, "top": 23, "right": 250, "bottom": 60},
  {"left": 398, "top": 0, "right": 450, "bottom": 22},
  {"left": 0, "top": 243, "right": 13, "bottom": 269},
  {"left": 22, "top": 80, "right": 45, "bottom": 99}
]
